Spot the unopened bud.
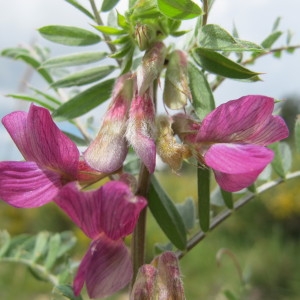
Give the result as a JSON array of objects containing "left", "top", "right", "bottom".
[
  {"left": 126, "top": 87, "right": 156, "bottom": 173},
  {"left": 135, "top": 23, "right": 156, "bottom": 51},
  {"left": 156, "top": 115, "right": 191, "bottom": 172},
  {"left": 131, "top": 252, "right": 186, "bottom": 300},
  {"left": 130, "top": 265, "right": 158, "bottom": 300},
  {"left": 137, "top": 41, "right": 167, "bottom": 95},
  {"left": 153, "top": 251, "right": 186, "bottom": 300},
  {"left": 84, "top": 73, "right": 133, "bottom": 173},
  {"left": 163, "top": 50, "right": 191, "bottom": 110}
]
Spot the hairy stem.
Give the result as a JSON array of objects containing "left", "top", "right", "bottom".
[{"left": 176, "top": 171, "right": 300, "bottom": 259}]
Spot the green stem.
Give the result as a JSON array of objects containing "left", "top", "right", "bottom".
[
  {"left": 131, "top": 164, "right": 151, "bottom": 287},
  {"left": 202, "top": 0, "right": 209, "bottom": 26},
  {"left": 176, "top": 171, "right": 300, "bottom": 259},
  {"left": 88, "top": 0, "right": 121, "bottom": 66}
]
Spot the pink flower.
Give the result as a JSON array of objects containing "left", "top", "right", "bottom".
[
  {"left": 54, "top": 181, "right": 147, "bottom": 299},
  {"left": 126, "top": 87, "right": 156, "bottom": 173},
  {"left": 136, "top": 41, "right": 167, "bottom": 96},
  {"left": 173, "top": 95, "right": 289, "bottom": 191},
  {"left": 84, "top": 74, "right": 133, "bottom": 173},
  {"left": 0, "top": 104, "right": 103, "bottom": 208}
]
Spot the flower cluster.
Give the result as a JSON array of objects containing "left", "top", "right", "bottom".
[
  {"left": 0, "top": 40, "right": 289, "bottom": 299},
  {"left": 84, "top": 42, "right": 289, "bottom": 192},
  {"left": 0, "top": 104, "right": 147, "bottom": 298}
]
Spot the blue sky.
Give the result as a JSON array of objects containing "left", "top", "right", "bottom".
[{"left": 0, "top": 0, "right": 299, "bottom": 160}]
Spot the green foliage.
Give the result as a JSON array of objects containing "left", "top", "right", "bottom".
[
  {"left": 41, "top": 51, "right": 108, "bottom": 69},
  {"left": 269, "top": 142, "right": 292, "bottom": 178},
  {"left": 53, "top": 285, "right": 84, "bottom": 300},
  {"left": 192, "top": 47, "right": 261, "bottom": 80},
  {"left": 101, "top": 0, "right": 120, "bottom": 12},
  {"left": 188, "top": 62, "right": 215, "bottom": 119},
  {"left": 64, "top": 0, "right": 94, "bottom": 20},
  {"left": 51, "top": 65, "right": 116, "bottom": 88},
  {"left": 148, "top": 176, "right": 187, "bottom": 250},
  {"left": 52, "top": 78, "right": 115, "bottom": 120},
  {"left": 0, "top": 230, "right": 77, "bottom": 287},
  {"left": 197, "top": 167, "right": 211, "bottom": 232},
  {"left": 38, "top": 25, "right": 101, "bottom": 46},
  {"left": 198, "top": 24, "right": 264, "bottom": 52},
  {"left": 157, "top": 0, "right": 203, "bottom": 20},
  {"left": 1, "top": 47, "right": 54, "bottom": 84}
]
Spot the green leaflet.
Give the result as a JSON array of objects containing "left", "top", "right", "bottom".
[
  {"left": 198, "top": 24, "right": 264, "bottom": 52},
  {"left": 157, "top": 0, "right": 202, "bottom": 20},
  {"left": 176, "top": 198, "right": 196, "bottom": 232},
  {"left": 101, "top": 0, "right": 120, "bottom": 12},
  {"left": 0, "top": 231, "right": 77, "bottom": 286},
  {"left": 192, "top": 47, "right": 261, "bottom": 80},
  {"left": 52, "top": 79, "right": 115, "bottom": 120},
  {"left": 38, "top": 25, "right": 101, "bottom": 46},
  {"left": 64, "top": 0, "right": 94, "bottom": 20},
  {"left": 188, "top": 62, "right": 215, "bottom": 120},
  {"left": 269, "top": 142, "right": 292, "bottom": 178},
  {"left": 6, "top": 94, "right": 58, "bottom": 111},
  {"left": 41, "top": 51, "right": 108, "bottom": 69},
  {"left": 53, "top": 284, "right": 84, "bottom": 300},
  {"left": 148, "top": 176, "right": 187, "bottom": 250},
  {"left": 93, "top": 25, "right": 126, "bottom": 35},
  {"left": 261, "top": 31, "right": 283, "bottom": 49},
  {"left": 197, "top": 167, "right": 210, "bottom": 232},
  {"left": 220, "top": 189, "right": 233, "bottom": 209},
  {"left": 51, "top": 65, "right": 116, "bottom": 88}
]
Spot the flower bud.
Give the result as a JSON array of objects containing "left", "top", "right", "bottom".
[
  {"left": 134, "top": 23, "right": 156, "bottom": 51},
  {"left": 84, "top": 73, "right": 133, "bottom": 173},
  {"left": 156, "top": 115, "right": 191, "bottom": 172},
  {"left": 153, "top": 251, "right": 186, "bottom": 300},
  {"left": 126, "top": 87, "right": 156, "bottom": 173},
  {"left": 163, "top": 50, "right": 191, "bottom": 110},
  {"left": 130, "top": 265, "right": 158, "bottom": 300},
  {"left": 130, "top": 251, "right": 186, "bottom": 300},
  {"left": 137, "top": 41, "right": 167, "bottom": 95}
]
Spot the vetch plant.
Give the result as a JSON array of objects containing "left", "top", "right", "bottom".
[{"left": 0, "top": 0, "right": 300, "bottom": 299}]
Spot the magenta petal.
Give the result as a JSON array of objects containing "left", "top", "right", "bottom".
[
  {"left": 126, "top": 93, "right": 156, "bottom": 173},
  {"left": 74, "top": 236, "right": 133, "bottom": 299},
  {"left": 100, "top": 181, "right": 147, "bottom": 240},
  {"left": 2, "top": 110, "right": 35, "bottom": 161},
  {"left": 129, "top": 134, "right": 156, "bottom": 174},
  {"left": 243, "top": 115, "right": 289, "bottom": 145},
  {"left": 3, "top": 104, "right": 79, "bottom": 177},
  {"left": 54, "top": 181, "right": 147, "bottom": 240},
  {"left": 197, "top": 95, "right": 276, "bottom": 142},
  {"left": 26, "top": 104, "right": 79, "bottom": 176},
  {"left": 0, "top": 161, "right": 62, "bottom": 207},
  {"left": 204, "top": 143, "right": 274, "bottom": 174},
  {"left": 213, "top": 169, "right": 264, "bottom": 192}
]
